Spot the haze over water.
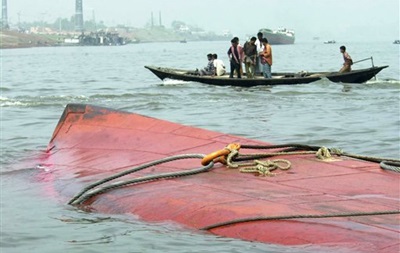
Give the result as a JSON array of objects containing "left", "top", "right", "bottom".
[{"left": 6, "top": 0, "right": 400, "bottom": 42}]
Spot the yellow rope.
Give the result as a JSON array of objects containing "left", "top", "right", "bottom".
[
  {"left": 239, "top": 159, "right": 292, "bottom": 176},
  {"left": 226, "top": 147, "right": 337, "bottom": 176}
]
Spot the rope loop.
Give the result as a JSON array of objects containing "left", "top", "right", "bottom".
[
  {"left": 201, "top": 143, "right": 241, "bottom": 166},
  {"left": 239, "top": 159, "right": 292, "bottom": 177}
]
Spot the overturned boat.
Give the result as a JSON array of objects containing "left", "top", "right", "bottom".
[
  {"left": 34, "top": 104, "right": 399, "bottom": 253},
  {"left": 145, "top": 65, "right": 388, "bottom": 86}
]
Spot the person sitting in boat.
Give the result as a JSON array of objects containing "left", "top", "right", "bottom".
[
  {"left": 339, "top": 46, "right": 353, "bottom": 73},
  {"left": 243, "top": 37, "right": 257, "bottom": 78},
  {"left": 212, "top": 54, "right": 226, "bottom": 76},
  {"left": 227, "top": 38, "right": 243, "bottom": 78},
  {"left": 259, "top": 38, "right": 273, "bottom": 78},
  {"left": 200, "top": 53, "right": 216, "bottom": 76}
]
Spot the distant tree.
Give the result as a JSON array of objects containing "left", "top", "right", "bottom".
[{"left": 188, "top": 25, "right": 204, "bottom": 32}]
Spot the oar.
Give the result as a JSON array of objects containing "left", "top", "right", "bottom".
[
  {"left": 353, "top": 57, "right": 376, "bottom": 80},
  {"left": 353, "top": 56, "right": 374, "bottom": 67}
]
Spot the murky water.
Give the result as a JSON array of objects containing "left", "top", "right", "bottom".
[{"left": 1, "top": 41, "right": 399, "bottom": 252}]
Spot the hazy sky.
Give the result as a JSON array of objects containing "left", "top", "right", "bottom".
[{"left": 5, "top": 0, "right": 400, "bottom": 41}]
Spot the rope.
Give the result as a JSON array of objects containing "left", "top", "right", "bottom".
[
  {"left": 239, "top": 159, "right": 291, "bottom": 176},
  {"left": 200, "top": 210, "right": 400, "bottom": 230},
  {"left": 224, "top": 145, "right": 335, "bottom": 176},
  {"left": 230, "top": 144, "right": 400, "bottom": 171},
  {"left": 69, "top": 143, "right": 400, "bottom": 205},
  {"left": 221, "top": 143, "right": 400, "bottom": 176},
  {"left": 380, "top": 161, "right": 400, "bottom": 173},
  {"left": 69, "top": 154, "right": 213, "bottom": 205}
]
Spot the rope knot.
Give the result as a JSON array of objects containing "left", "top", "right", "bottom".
[
  {"left": 316, "top": 146, "right": 332, "bottom": 160},
  {"left": 239, "top": 159, "right": 291, "bottom": 177}
]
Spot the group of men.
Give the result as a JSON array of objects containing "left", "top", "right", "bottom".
[
  {"left": 200, "top": 32, "right": 273, "bottom": 79},
  {"left": 227, "top": 32, "right": 272, "bottom": 79},
  {"left": 200, "top": 32, "right": 353, "bottom": 78}
]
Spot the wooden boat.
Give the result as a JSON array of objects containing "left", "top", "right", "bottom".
[
  {"left": 145, "top": 66, "right": 323, "bottom": 87},
  {"left": 34, "top": 104, "right": 399, "bottom": 253},
  {"left": 324, "top": 65, "right": 389, "bottom": 83},
  {"left": 145, "top": 65, "right": 388, "bottom": 86}
]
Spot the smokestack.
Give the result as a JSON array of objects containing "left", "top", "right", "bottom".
[
  {"left": 159, "top": 11, "right": 162, "bottom": 27},
  {"left": 75, "top": 0, "right": 84, "bottom": 32},
  {"left": 2, "top": 0, "right": 9, "bottom": 29},
  {"left": 151, "top": 12, "right": 154, "bottom": 28}
]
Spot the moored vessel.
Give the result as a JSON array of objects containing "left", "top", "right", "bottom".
[{"left": 259, "top": 28, "right": 295, "bottom": 45}]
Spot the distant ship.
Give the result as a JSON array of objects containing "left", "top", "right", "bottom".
[
  {"left": 393, "top": 40, "right": 400, "bottom": 44},
  {"left": 259, "top": 27, "right": 295, "bottom": 45},
  {"left": 324, "top": 40, "right": 336, "bottom": 44}
]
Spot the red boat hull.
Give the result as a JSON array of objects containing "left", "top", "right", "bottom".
[{"left": 37, "top": 104, "right": 399, "bottom": 253}]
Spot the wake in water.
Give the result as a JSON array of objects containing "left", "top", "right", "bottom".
[{"left": 160, "top": 79, "right": 193, "bottom": 86}]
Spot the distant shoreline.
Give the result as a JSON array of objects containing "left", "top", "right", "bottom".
[{"left": 0, "top": 29, "right": 230, "bottom": 49}]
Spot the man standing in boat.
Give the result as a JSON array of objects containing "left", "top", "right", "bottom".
[
  {"left": 260, "top": 38, "right": 273, "bottom": 78},
  {"left": 243, "top": 37, "right": 257, "bottom": 78},
  {"left": 227, "top": 38, "right": 242, "bottom": 78},
  {"left": 255, "top": 32, "right": 265, "bottom": 75},
  {"left": 339, "top": 46, "right": 353, "bottom": 73}
]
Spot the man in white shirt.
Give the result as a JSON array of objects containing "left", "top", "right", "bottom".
[
  {"left": 254, "top": 32, "right": 265, "bottom": 75},
  {"left": 212, "top": 54, "right": 226, "bottom": 76}
]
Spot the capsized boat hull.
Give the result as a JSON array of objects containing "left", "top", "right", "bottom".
[{"left": 37, "top": 104, "right": 399, "bottom": 253}]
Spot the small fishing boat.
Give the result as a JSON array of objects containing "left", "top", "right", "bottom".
[
  {"left": 34, "top": 104, "right": 399, "bottom": 253},
  {"left": 145, "top": 66, "right": 323, "bottom": 87},
  {"left": 324, "top": 40, "right": 336, "bottom": 44},
  {"left": 145, "top": 65, "right": 388, "bottom": 86},
  {"left": 324, "top": 65, "right": 388, "bottom": 83}
]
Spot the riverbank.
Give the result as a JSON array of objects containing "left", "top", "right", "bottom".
[
  {"left": 1, "top": 27, "right": 229, "bottom": 49},
  {"left": 0, "top": 30, "right": 61, "bottom": 49}
]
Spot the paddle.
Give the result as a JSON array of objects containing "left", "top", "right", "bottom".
[
  {"left": 352, "top": 56, "right": 374, "bottom": 66},
  {"left": 352, "top": 57, "right": 376, "bottom": 80}
]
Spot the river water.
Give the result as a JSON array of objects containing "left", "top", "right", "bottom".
[{"left": 1, "top": 41, "right": 399, "bottom": 253}]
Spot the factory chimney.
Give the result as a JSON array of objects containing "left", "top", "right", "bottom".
[
  {"left": 2, "top": 0, "right": 9, "bottom": 29},
  {"left": 75, "top": 0, "right": 84, "bottom": 32}
]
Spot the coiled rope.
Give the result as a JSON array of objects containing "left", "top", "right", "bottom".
[
  {"left": 69, "top": 154, "right": 214, "bottom": 205},
  {"left": 225, "top": 144, "right": 400, "bottom": 174},
  {"left": 200, "top": 210, "right": 400, "bottom": 231}
]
